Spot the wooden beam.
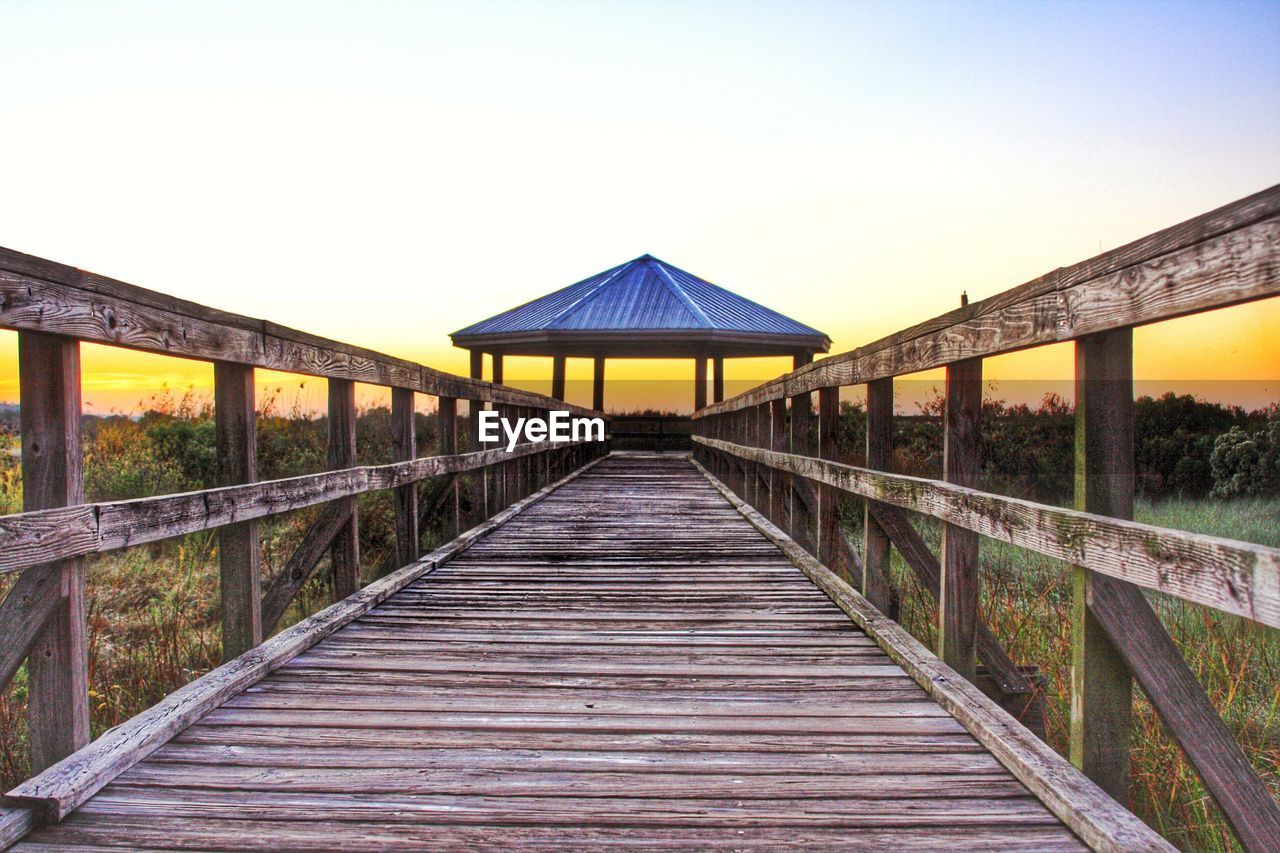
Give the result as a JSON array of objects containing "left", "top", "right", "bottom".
[
  {"left": 691, "top": 458, "right": 1172, "bottom": 853},
  {"left": 260, "top": 502, "right": 353, "bottom": 634},
  {"left": 691, "top": 435, "right": 1280, "bottom": 627},
  {"left": 327, "top": 378, "right": 360, "bottom": 601},
  {"left": 1070, "top": 329, "right": 1133, "bottom": 801},
  {"left": 769, "top": 399, "right": 787, "bottom": 527},
  {"left": 789, "top": 390, "right": 815, "bottom": 554},
  {"left": 861, "top": 377, "right": 893, "bottom": 612},
  {"left": 6, "top": 456, "right": 609, "bottom": 825},
  {"left": 869, "top": 502, "right": 1030, "bottom": 694},
  {"left": 712, "top": 357, "right": 724, "bottom": 403},
  {"left": 592, "top": 356, "right": 605, "bottom": 412},
  {"left": 18, "top": 331, "right": 89, "bottom": 773},
  {"left": 817, "top": 386, "right": 840, "bottom": 569},
  {"left": 939, "top": 357, "right": 982, "bottom": 682},
  {"left": 491, "top": 353, "right": 504, "bottom": 386},
  {"left": 391, "top": 387, "right": 419, "bottom": 571},
  {"left": 697, "top": 190, "right": 1280, "bottom": 418},
  {"left": 469, "top": 350, "right": 483, "bottom": 381},
  {"left": 550, "top": 355, "right": 565, "bottom": 400},
  {"left": 214, "top": 361, "right": 261, "bottom": 662},
  {"left": 438, "top": 397, "right": 460, "bottom": 537},
  {"left": 693, "top": 356, "right": 707, "bottom": 411}
]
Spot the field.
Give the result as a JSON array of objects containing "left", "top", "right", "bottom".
[{"left": 0, "top": 395, "right": 1277, "bottom": 850}]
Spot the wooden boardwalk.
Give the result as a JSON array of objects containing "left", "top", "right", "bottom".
[{"left": 18, "top": 456, "right": 1083, "bottom": 850}]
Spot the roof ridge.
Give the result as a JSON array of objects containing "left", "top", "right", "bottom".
[
  {"left": 647, "top": 256, "right": 715, "bottom": 329},
  {"left": 540, "top": 261, "right": 633, "bottom": 328}
]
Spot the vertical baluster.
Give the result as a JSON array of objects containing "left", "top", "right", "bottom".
[
  {"left": 939, "top": 358, "right": 982, "bottom": 681},
  {"left": 328, "top": 378, "right": 360, "bottom": 600},
  {"left": 770, "top": 398, "right": 787, "bottom": 526},
  {"left": 438, "top": 396, "right": 460, "bottom": 536},
  {"left": 817, "top": 386, "right": 840, "bottom": 570},
  {"left": 742, "top": 404, "right": 757, "bottom": 505},
  {"left": 20, "top": 332, "right": 90, "bottom": 772},
  {"left": 391, "top": 387, "right": 419, "bottom": 570},
  {"left": 862, "top": 378, "right": 893, "bottom": 611},
  {"left": 790, "top": 391, "right": 814, "bottom": 553},
  {"left": 214, "top": 360, "right": 262, "bottom": 660},
  {"left": 1070, "top": 329, "right": 1134, "bottom": 801},
  {"left": 756, "top": 402, "right": 770, "bottom": 514}
]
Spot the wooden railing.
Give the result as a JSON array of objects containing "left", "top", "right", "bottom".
[
  {"left": 608, "top": 414, "right": 693, "bottom": 451},
  {"left": 0, "top": 246, "right": 608, "bottom": 781},
  {"left": 692, "top": 184, "right": 1280, "bottom": 850}
]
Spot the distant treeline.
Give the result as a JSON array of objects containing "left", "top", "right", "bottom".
[{"left": 832, "top": 391, "right": 1280, "bottom": 503}]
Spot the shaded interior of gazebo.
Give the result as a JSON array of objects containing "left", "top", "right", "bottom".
[{"left": 451, "top": 254, "right": 831, "bottom": 411}]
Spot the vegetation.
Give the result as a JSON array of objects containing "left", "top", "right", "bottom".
[{"left": 0, "top": 386, "right": 1276, "bottom": 850}]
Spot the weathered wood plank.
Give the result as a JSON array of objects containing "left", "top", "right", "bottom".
[
  {"left": 939, "top": 356, "right": 981, "bottom": 681},
  {"left": 697, "top": 191, "right": 1280, "bottom": 417},
  {"left": 390, "top": 387, "right": 419, "bottom": 571},
  {"left": 327, "top": 378, "right": 360, "bottom": 601},
  {"left": 0, "top": 438, "right": 597, "bottom": 576},
  {"left": 692, "top": 458, "right": 1170, "bottom": 852},
  {"left": 260, "top": 503, "right": 352, "bottom": 635},
  {"left": 214, "top": 361, "right": 262, "bottom": 661},
  {"left": 862, "top": 377, "right": 893, "bottom": 611},
  {"left": 4, "top": 457, "right": 606, "bottom": 823},
  {"left": 19, "top": 332, "right": 90, "bottom": 774},
  {"left": 694, "top": 435, "right": 1280, "bottom": 627}
]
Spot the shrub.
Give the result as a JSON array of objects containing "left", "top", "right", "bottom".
[{"left": 1210, "top": 410, "right": 1280, "bottom": 497}]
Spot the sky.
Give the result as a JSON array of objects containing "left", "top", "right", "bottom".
[{"left": 1, "top": 0, "right": 1277, "bottom": 414}]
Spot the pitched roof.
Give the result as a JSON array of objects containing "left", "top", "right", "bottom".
[{"left": 451, "top": 254, "right": 828, "bottom": 340}]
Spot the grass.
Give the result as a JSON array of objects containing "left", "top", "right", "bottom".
[{"left": 863, "top": 495, "right": 1280, "bottom": 852}]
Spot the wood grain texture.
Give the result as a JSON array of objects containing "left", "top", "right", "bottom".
[
  {"left": 0, "top": 247, "right": 602, "bottom": 418},
  {"left": 14, "top": 455, "right": 1085, "bottom": 850},
  {"left": 696, "top": 189, "right": 1280, "bottom": 417},
  {"left": 390, "top": 387, "right": 419, "bottom": 571},
  {"left": 19, "top": 332, "right": 90, "bottom": 774},
  {"left": 694, "top": 435, "right": 1280, "bottom": 628},
  {"left": 939, "top": 357, "right": 981, "bottom": 681},
  {"left": 861, "top": 378, "right": 893, "bottom": 611},
  {"left": 214, "top": 361, "right": 262, "bottom": 662},
  {"left": 691, "top": 458, "right": 1169, "bottom": 853},
  {"left": 5, "top": 457, "right": 607, "bottom": 825},
  {"left": 327, "top": 378, "right": 360, "bottom": 601},
  {"left": 0, "top": 439, "right": 598, "bottom": 577}
]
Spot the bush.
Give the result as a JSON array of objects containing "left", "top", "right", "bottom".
[{"left": 1210, "top": 410, "right": 1280, "bottom": 497}]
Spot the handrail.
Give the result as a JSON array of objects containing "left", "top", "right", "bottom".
[
  {"left": 690, "top": 184, "right": 1280, "bottom": 850},
  {"left": 696, "top": 183, "right": 1280, "bottom": 417},
  {"left": 0, "top": 246, "right": 610, "bottom": 798}
]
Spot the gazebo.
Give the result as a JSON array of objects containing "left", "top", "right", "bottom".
[{"left": 451, "top": 254, "right": 831, "bottom": 411}]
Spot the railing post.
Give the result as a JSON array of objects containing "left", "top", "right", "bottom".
[
  {"left": 817, "top": 386, "right": 840, "bottom": 570},
  {"left": 742, "top": 405, "right": 757, "bottom": 505},
  {"left": 328, "top": 378, "right": 360, "bottom": 601},
  {"left": 391, "top": 387, "right": 419, "bottom": 570},
  {"left": 770, "top": 399, "right": 788, "bottom": 526},
  {"left": 19, "top": 331, "right": 90, "bottom": 772},
  {"left": 1070, "top": 329, "right": 1134, "bottom": 801},
  {"left": 755, "top": 402, "right": 770, "bottom": 512},
  {"left": 790, "top": 391, "right": 814, "bottom": 553},
  {"left": 438, "top": 396, "right": 460, "bottom": 536},
  {"left": 938, "top": 357, "right": 982, "bottom": 681},
  {"left": 214, "top": 360, "right": 262, "bottom": 661},
  {"left": 861, "top": 377, "right": 893, "bottom": 612}
]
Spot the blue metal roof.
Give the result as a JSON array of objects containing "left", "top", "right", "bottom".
[{"left": 452, "top": 255, "right": 827, "bottom": 339}]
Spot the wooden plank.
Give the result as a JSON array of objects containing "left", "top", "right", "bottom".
[
  {"left": 817, "top": 387, "right": 840, "bottom": 569},
  {"left": 697, "top": 190, "right": 1280, "bottom": 417},
  {"left": 0, "top": 563, "right": 66, "bottom": 689},
  {"left": 939, "top": 357, "right": 981, "bottom": 681},
  {"left": 214, "top": 361, "right": 262, "bottom": 661},
  {"left": 693, "top": 435, "right": 1280, "bottom": 627},
  {"left": 861, "top": 377, "right": 893, "bottom": 611},
  {"left": 4, "top": 457, "right": 607, "bottom": 823},
  {"left": 19, "top": 331, "right": 90, "bottom": 774},
  {"left": 390, "top": 387, "right": 419, "bottom": 571},
  {"left": 327, "top": 378, "right": 360, "bottom": 601},
  {"left": 437, "top": 396, "right": 461, "bottom": 536},
  {"left": 0, "top": 806, "right": 32, "bottom": 849},
  {"left": 1069, "top": 330, "right": 1133, "bottom": 802},
  {"left": 769, "top": 398, "right": 787, "bottom": 527},
  {"left": 692, "top": 458, "right": 1171, "bottom": 853}
]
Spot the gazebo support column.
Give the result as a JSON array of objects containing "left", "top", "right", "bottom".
[
  {"left": 491, "top": 353, "right": 504, "bottom": 385},
  {"left": 469, "top": 350, "right": 483, "bottom": 380},
  {"left": 794, "top": 350, "right": 813, "bottom": 369},
  {"left": 694, "top": 355, "right": 708, "bottom": 411},
  {"left": 713, "top": 357, "right": 725, "bottom": 403},
  {"left": 593, "top": 356, "right": 605, "bottom": 412},
  {"left": 551, "top": 355, "right": 566, "bottom": 400}
]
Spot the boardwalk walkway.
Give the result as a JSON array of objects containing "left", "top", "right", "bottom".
[{"left": 18, "top": 456, "right": 1083, "bottom": 849}]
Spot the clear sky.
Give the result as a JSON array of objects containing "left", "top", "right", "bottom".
[{"left": 1, "top": 0, "right": 1277, "bottom": 413}]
